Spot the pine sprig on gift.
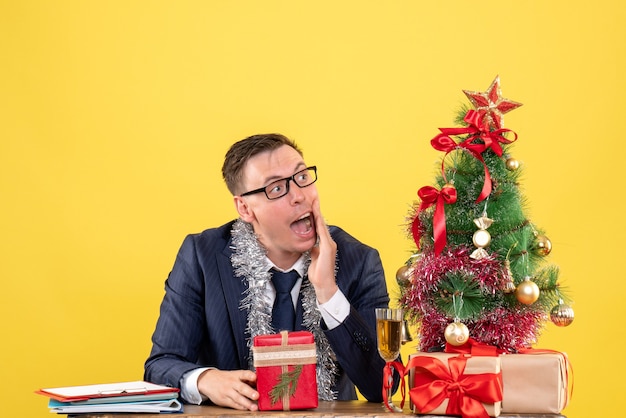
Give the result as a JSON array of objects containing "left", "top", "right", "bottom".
[{"left": 270, "top": 365, "right": 303, "bottom": 405}]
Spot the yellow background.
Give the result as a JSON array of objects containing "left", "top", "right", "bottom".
[{"left": 1, "top": 2, "right": 623, "bottom": 417}]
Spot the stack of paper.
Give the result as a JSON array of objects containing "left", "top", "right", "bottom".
[{"left": 36, "top": 381, "right": 182, "bottom": 414}]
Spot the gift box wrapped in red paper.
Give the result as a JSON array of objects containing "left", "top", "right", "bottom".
[
  {"left": 252, "top": 330, "right": 318, "bottom": 411},
  {"left": 500, "top": 351, "right": 571, "bottom": 414},
  {"left": 407, "top": 352, "right": 503, "bottom": 418}
]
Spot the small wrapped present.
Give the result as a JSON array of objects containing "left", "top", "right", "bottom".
[
  {"left": 500, "top": 351, "right": 570, "bottom": 414},
  {"left": 407, "top": 352, "right": 502, "bottom": 418},
  {"left": 252, "top": 330, "right": 318, "bottom": 411}
]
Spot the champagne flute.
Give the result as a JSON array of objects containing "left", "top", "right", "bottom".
[{"left": 375, "top": 308, "right": 403, "bottom": 412}]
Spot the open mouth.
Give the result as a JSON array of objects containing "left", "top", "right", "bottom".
[{"left": 291, "top": 213, "right": 314, "bottom": 235}]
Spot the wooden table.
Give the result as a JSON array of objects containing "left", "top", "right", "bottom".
[{"left": 72, "top": 400, "right": 566, "bottom": 418}]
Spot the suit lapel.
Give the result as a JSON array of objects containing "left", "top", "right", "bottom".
[{"left": 218, "top": 245, "right": 249, "bottom": 368}]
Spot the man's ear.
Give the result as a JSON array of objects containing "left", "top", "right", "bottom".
[{"left": 234, "top": 196, "right": 255, "bottom": 223}]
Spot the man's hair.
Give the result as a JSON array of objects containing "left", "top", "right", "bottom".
[{"left": 222, "top": 133, "right": 303, "bottom": 195}]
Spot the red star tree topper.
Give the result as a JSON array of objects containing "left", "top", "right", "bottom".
[{"left": 463, "top": 75, "right": 523, "bottom": 129}]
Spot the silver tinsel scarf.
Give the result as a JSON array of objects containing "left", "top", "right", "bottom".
[{"left": 230, "top": 219, "right": 338, "bottom": 400}]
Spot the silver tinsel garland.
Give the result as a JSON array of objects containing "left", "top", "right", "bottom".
[{"left": 230, "top": 219, "right": 338, "bottom": 400}]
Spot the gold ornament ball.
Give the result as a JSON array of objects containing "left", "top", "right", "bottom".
[
  {"left": 550, "top": 303, "right": 575, "bottom": 327},
  {"left": 472, "top": 229, "right": 492, "bottom": 248},
  {"left": 395, "top": 265, "right": 412, "bottom": 285},
  {"left": 444, "top": 321, "right": 469, "bottom": 346},
  {"left": 516, "top": 279, "right": 540, "bottom": 305},
  {"left": 533, "top": 235, "right": 552, "bottom": 256},
  {"left": 505, "top": 157, "right": 520, "bottom": 171}
]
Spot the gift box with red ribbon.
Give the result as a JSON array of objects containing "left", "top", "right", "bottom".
[
  {"left": 406, "top": 352, "right": 503, "bottom": 418},
  {"left": 252, "top": 330, "right": 318, "bottom": 411},
  {"left": 500, "top": 350, "right": 571, "bottom": 414}
]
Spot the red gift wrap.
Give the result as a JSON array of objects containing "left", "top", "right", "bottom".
[
  {"left": 407, "top": 352, "right": 503, "bottom": 418},
  {"left": 252, "top": 331, "right": 318, "bottom": 411}
]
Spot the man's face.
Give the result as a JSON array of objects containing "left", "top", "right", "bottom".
[{"left": 234, "top": 144, "right": 318, "bottom": 269}]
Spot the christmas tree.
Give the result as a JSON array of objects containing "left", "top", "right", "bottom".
[{"left": 398, "top": 76, "right": 574, "bottom": 353}]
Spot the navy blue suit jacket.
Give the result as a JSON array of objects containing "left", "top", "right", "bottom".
[{"left": 144, "top": 220, "right": 389, "bottom": 402}]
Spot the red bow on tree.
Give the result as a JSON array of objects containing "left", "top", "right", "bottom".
[
  {"left": 430, "top": 110, "right": 518, "bottom": 203},
  {"left": 411, "top": 184, "right": 457, "bottom": 256}
]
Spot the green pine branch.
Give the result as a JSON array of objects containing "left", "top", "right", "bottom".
[
  {"left": 270, "top": 365, "right": 303, "bottom": 405},
  {"left": 435, "top": 272, "right": 488, "bottom": 320},
  {"left": 532, "top": 265, "right": 563, "bottom": 309}
]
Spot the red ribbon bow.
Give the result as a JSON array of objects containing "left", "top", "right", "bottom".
[
  {"left": 382, "top": 361, "right": 406, "bottom": 412},
  {"left": 430, "top": 109, "right": 518, "bottom": 203},
  {"left": 411, "top": 184, "right": 457, "bottom": 256},
  {"left": 406, "top": 355, "right": 503, "bottom": 418},
  {"left": 444, "top": 338, "right": 504, "bottom": 356}
]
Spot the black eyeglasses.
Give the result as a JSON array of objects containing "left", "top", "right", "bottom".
[{"left": 240, "top": 166, "right": 317, "bottom": 200}]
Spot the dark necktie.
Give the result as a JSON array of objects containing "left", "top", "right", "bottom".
[{"left": 271, "top": 269, "right": 300, "bottom": 331}]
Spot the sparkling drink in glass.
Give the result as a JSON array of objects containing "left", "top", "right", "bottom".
[{"left": 375, "top": 308, "right": 403, "bottom": 412}]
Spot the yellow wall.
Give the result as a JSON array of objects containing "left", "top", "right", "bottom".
[{"left": 1, "top": 2, "right": 623, "bottom": 417}]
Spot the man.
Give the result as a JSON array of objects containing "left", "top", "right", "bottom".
[{"left": 144, "top": 133, "right": 390, "bottom": 411}]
